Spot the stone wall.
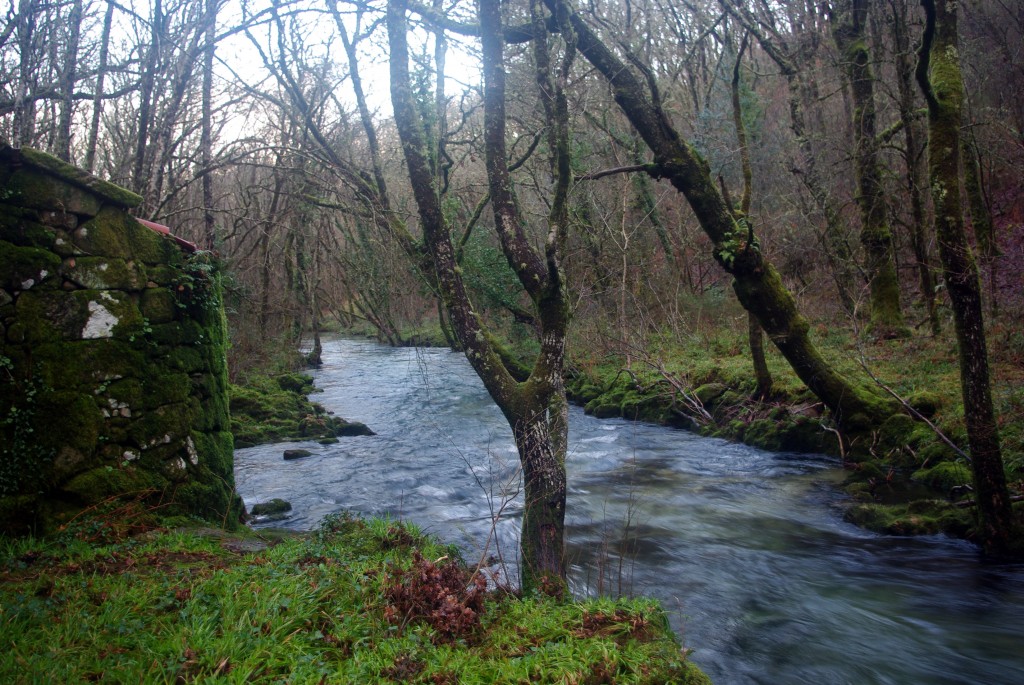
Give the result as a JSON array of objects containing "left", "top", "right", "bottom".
[{"left": 0, "top": 145, "right": 242, "bottom": 533}]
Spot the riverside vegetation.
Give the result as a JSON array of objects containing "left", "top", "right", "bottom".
[
  {"left": 561, "top": 320, "right": 1024, "bottom": 544},
  {"left": 0, "top": 506, "right": 709, "bottom": 684}
]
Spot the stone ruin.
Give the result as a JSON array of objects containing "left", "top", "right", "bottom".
[{"left": 0, "top": 145, "right": 242, "bottom": 532}]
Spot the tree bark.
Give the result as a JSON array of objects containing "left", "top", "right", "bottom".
[
  {"left": 201, "top": 0, "right": 218, "bottom": 250},
  {"left": 917, "top": 0, "right": 1017, "bottom": 556},
  {"left": 387, "top": 0, "right": 570, "bottom": 593},
  {"left": 730, "top": 33, "right": 773, "bottom": 399},
  {"left": 133, "top": 0, "right": 162, "bottom": 198},
  {"left": 831, "top": 0, "right": 908, "bottom": 338},
  {"left": 553, "top": 0, "right": 895, "bottom": 430},
  {"left": 13, "top": 0, "right": 37, "bottom": 146},
  {"left": 891, "top": 0, "right": 939, "bottom": 335},
  {"left": 55, "top": 0, "right": 83, "bottom": 162},
  {"left": 85, "top": 2, "right": 115, "bottom": 174},
  {"left": 961, "top": 134, "right": 999, "bottom": 318}
]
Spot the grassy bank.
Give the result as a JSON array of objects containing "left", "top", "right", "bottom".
[{"left": 0, "top": 509, "right": 709, "bottom": 684}]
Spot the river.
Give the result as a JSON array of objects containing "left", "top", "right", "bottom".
[{"left": 234, "top": 337, "right": 1024, "bottom": 684}]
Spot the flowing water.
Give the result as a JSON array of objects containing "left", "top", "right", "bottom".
[{"left": 234, "top": 338, "right": 1024, "bottom": 684}]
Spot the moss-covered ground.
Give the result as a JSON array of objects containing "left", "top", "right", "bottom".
[
  {"left": 230, "top": 373, "right": 373, "bottom": 448},
  {"left": 0, "top": 507, "right": 709, "bottom": 684}
]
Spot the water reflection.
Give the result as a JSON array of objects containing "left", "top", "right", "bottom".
[{"left": 235, "top": 338, "right": 1024, "bottom": 685}]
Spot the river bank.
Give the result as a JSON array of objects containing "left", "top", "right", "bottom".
[
  {"left": 563, "top": 327, "right": 1024, "bottom": 543},
  {"left": 0, "top": 508, "right": 708, "bottom": 683}
]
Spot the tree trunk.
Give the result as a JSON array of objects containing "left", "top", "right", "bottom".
[
  {"left": 555, "top": 0, "right": 896, "bottom": 430},
  {"left": 832, "top": 0, "right": 908, "bottom": 338},
  {"left": 200, "top": 0, "right": 218, "bottom": 250},
  {"left": 13, "top": 0, "right": 37, "bottom": 146},
  {"left": 387, "top": 0, "right": 570, "bottom": 593},
  {"left": 731, "top": 33, "right": 773, "bottom": 399},
  {"left": 55, "top": 0, "right": 83, "bottom": 162},
  {"left": 892, "top": 0, "right": 939, "bottom": 334},
  {"left": 961, "top": 135, "right": 999, "bottom": 319},
  {"left": 917, "top": 0, "right": 1017, "bottom": 556},
  {"left": 133, "top": 0, "right": 162, "bottom": 199},
  {"left": 85, "top": 2, "right": 115, "bottom": 174}
]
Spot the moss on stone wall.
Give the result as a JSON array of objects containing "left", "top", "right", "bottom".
[{"left": 0, "top": 146, "right": 241, "bottom": 534}]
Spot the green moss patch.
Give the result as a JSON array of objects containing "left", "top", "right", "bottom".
[{"left": 230, "top": 373, "right": 373, "bottom": 447}]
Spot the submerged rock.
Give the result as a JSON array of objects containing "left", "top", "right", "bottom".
[{"left": 283, "top": 449, "right": 313, "bottom": 461}]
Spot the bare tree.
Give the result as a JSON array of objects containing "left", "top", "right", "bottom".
[{"left": 387, "top": 0, "right": 573, "bottom": 592}]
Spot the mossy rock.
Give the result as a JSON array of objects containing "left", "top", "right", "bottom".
[
  {"left": 125, "top": 218, "right": 180, "bottom": 265},
  {"left": 63, "top": 256, "right": 144, "bottom": 291},
  {"left": 584, "top": 398, "right": 622, "bottom": 419},
  {"left": 0, "top": 240, "right": 61, "bottom": 290},
  {"left": 164, "top": 346, "right": 205, "bottom": 374},
  {"left": 189, "top": 430, "right": 234, "bottom": 475},
  {"left": 743, "top": 418, "right": 783, "bottom": 452},
  {"left": 33, "top": 339, "right": 147, "bottom": 390},
  {"left": 777, "top": 416, "right": 826, "bottom": 453},
  {"left": 912, "top": 461, "right": 972, "bottom": 495},
  {"left": 1, "top": 167, "right": 103, "bottom": 216},
  {"left": 845, "top": 501, "right": 974, "bottom": 537},
  {"left": 917, "top": 440, "right": 960, "bottom": 465},
  {"left": 127, "top": 404, "right": 194, "bottom": 449},
  {"left": 250, "top": 498, "right": 292, "bottom": 516},
  {"left": 332, "top": 420, "right": 375, "bottom": 437},
  {"left": 693, "top": 382, "right": 728, "bottom": 406},
  {"left": 276, "top": 373, "right": 316, "bottom": 394},
  {"left": 4, "top": 146, "right": 141, "bottom": 208},
  {"left": 62, "top": 466, "right": 164, "bottom": 503},
  {"left": 139, "top": 287, "right": 179, "bottom": 323},
  {"left": 0, "top": 208, "right": 59, "bottom": 247},
  {"left": 37, "top": 391, "right": 103, "bottom": 467},
  {"left": 138, "top": 371, "right": 192, "bottom": 410},
  {"left": 170, "top": 479, "right": 243, "bottom": 529},
  {"left": 877, "top": 414, "right": 918, "bottom": 452},
  {"left": 104, "top": 377, "right": 145, "bottom": 410}
]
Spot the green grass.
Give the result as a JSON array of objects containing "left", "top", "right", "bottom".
[{"left": 0, "top": 513, "right": 709, "bottom": 684}]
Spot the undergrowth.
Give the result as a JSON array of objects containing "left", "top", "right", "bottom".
[{"left": 0, "top": 512, "right": 710, "bottom": 684}]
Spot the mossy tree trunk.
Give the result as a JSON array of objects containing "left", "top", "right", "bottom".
[
  {"left": 831, "top": 0, "right": 908, "bottom": 339},
  {"left": 387, "top": 0, "right": 571, "bottom": 594},
  {"left": 961, "top": 134, "right": 1000, "bottom": 318},
  {"left": 917, "top": 0, "right": 1017, "bottom": 556},
  {"left": 551, "top": 0, "right": 895, "bottom": 430},
  {"left": 730, "top": 32, "right": 773, "bottom": 400},
  {"left": 892, "top": 0, "right": 940, "bottom": 335}
]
